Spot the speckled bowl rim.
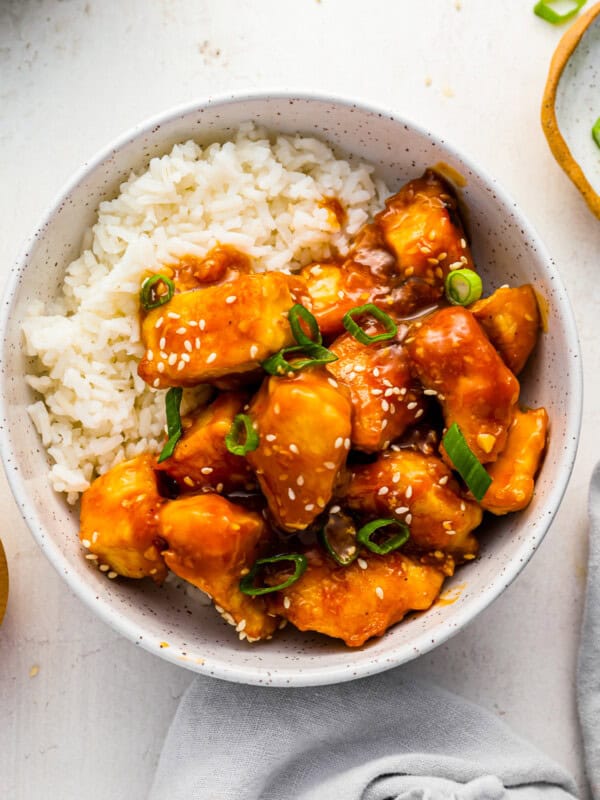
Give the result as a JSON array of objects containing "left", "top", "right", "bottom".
[
  {"left": 541, "top": 1, "right": 600, "bottom": 218},
  {"left": 0, "top": 90, "right": 583, "bottom": 686}
]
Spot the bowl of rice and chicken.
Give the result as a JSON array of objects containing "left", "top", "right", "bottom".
[{"left": 0, "top": 93, "right": 581, "bottom": 685}]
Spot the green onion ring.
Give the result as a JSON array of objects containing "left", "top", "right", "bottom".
[
  {"left": 140, "top": 273, "right": 175, "bottom": 310},
  {"left": 320, "top": 515, "right": 359, "bottom": 566},
  {"left": 289, "top": 304, "right": 322, "bottom": 348},
  {"left": 444, "top": 268, "right": 483, "bottom": 306},
  {"left": 592, "top": 117, "right": 600, "bottom": 149},
  {"left": 261, "top": 344, "right": 338, "bottom": 376},
  {"left": 533, "top": 0, "right": 586, "bottom": 24},
  {"left": 239, "top": 553, "right": 308, "bottom": 596},
  {"left": 225, "top": 413, "right": 259, "bottom": 456},
  {"left": 157, "top": 387, "right": 183, "bottom": 463},
  {"left": 442, "top": 423, "right": 492, "bottom": 502},
  {"left": 356, "top": 518, "right": 410, "bottom": 555},
  {"left": 342, "top": 304, "right": 398, "bottom": 345}
]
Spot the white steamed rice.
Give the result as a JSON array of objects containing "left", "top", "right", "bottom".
[{"left": 22, "top": 123, "right": 388, "bottom": 503}]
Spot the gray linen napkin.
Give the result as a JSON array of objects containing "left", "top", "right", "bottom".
[
  {"left": 577, "top": 462, "right": 600, "bottom": 798},
  {"left": 149, "top": 672, "right": 577, "bottom": 799}
]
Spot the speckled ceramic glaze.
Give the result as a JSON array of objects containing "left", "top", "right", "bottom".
[
  {"left": 0, "top": 92, "right": 582, "bottom": 686},
  {"left": 542, "top": 2, "right": 600, "bottom": 217}
]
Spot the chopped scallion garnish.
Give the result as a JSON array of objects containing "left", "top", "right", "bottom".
[
  {"left": 140, "top": 274, "right": 175, "bottom": 310},
  {"left": 342, "top": 304, "right": 398, "bottom": 345},
  {"left": 239, "top": 553, "right": 307, "bottom": 596},
  {"left": 225, "top": 413, "right": 259, "bottom": 456},
  {"left": 592, "top": 117, "right": 600, "bottom": 149},
  {"left": 444, "top": 268, "right": 483, "bottom": 306},
  {"left": 442, "top": 422, "right": 492, "bottom": 502},
  {"left": 157, "top": 387, "right": 183, "bottom": 463},
  {"left": 356, "top": 518, "right": 410, "bottom": 555},
  {"left": 289, "top": 304, "right": 322, "bottom": 348},
  {"left": 262, "top": 344, "right": 338, "bottom": 376},
  {"left": 533, "top": 0, "right": 586, "bottom": 24},
  {"left": 320, "top": 512, "right": 358, "bottom": 566}
]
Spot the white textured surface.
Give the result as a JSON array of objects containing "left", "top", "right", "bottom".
[{"left": 0, "top": 1, "right": 597, "bottom": 798}]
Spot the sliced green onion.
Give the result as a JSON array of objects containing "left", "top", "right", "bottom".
[
  {"left": 289, "top": 304, "right": 322, "bottom": 348},
  {"left": 444, "top": 268, "right": 483, "bottom": 306},
  {"left": 261, "top": 344, "right": 338, "bottom": 376},
  {"left": 140, "top": 274, "right": 175, "bottom": 310},
  {"left": 320, "top": 512, "right": 358, "bottom": 566},
  {"left": 239, "top": 553, "right": 307, "bottom": 596},
  {"left": 533, "top": 0, "right": 586, "bottom": 24},
  {"left": 157, "top": 387, "right": 183, "bottom": 463},
  {"left": 592, "top": 117, "right": 600, "bottom": 149},
  {"left": 342, "top": 304, "right": 398, "bottom": 345},
  {"left": 225, "top": 414, "right": 259, "bottom": 456},
  {"left": 356, "top": 518, "right": 410, "bottom": 555},
  {"left": 442, "top": 423, "right": 492, "bottom": 502}
]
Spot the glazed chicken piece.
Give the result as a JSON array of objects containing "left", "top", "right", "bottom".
[
  {"left": 156, "top": 392, "right": 256, "bottom": 494},
  {"left": 267, "top": 547, "right": 446, "bottom": 647},
  {"left": 247, "top": 369, "right": 352, "bottom": 531},
  {"left": 327, "top": 331, "right": 426, "bottom": 452},
  {"left": 480, "top": 407, "right": 548, "bottom": 515},
  {"left": 471, "top": 284, "right": 541, "bottom": 375},
  {"left": 138, "top": 272, "right": 309, "bottom": 389},
  {"left": 79, "top": 454, "right": 167, "bottom": 582},
  {"left": 159, "top": 494, "right": 278, "bottom": 641},
  {"left": 345, "top": 449, "right": 482, "bottom": 559},
  {"left": 375, "top": 169, "right": 475, "bottom": 297},
  {"left": 156, "top": 245, "right": 253, "bottom": 293},
  {"left": 406, "top": 306, "right": 519, "bottom": 463}
]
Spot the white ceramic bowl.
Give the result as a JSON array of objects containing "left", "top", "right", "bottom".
[{"left": 0, "top": 92, "right": 582, "bottom": 686}]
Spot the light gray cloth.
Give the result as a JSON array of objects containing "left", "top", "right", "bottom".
[
  {"left": 577, "top": 462, "right": 600, "bottom": 798},
  {"left": 149, "top": 672, "right": 577, "bottom": 799},
  {"left": 149, "top": 470, "right": 600, "bottom": 800}
]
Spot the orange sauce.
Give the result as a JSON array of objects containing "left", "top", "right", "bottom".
[
  {"left": 534, "top": 290, "right": 550, "bottom": 333},
  {"left": 435, "top": 582, "right": 467, "bottom": 607},
  {"left": 319, "top": 196, "right": 346, "bottom": 229},
  {"left": 431, "top": 161, "right": 467, "bottom": 188}
]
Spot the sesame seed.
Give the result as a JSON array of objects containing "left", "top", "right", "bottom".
[
  {"left": 155, "top": 317, "right": 164, "bottom": 329},
  {"left": 206, "top": 352, "right": 217, "bottom": 364},
  {"left": 354, "top": 364, "right": 365, "bottom": 372},
  {"left": 373, "top": 368, "right": 380, "bottom": 377},
  {"left": 250, "top": 344, "right": 259, "bottom": 359},
  {"left": 183, "top": 476, "right": 194, "bottom": 487},
  {"left": 81, "top": 539, "right": 91, "bottom": 548},
  {"left": 384, "top": 388, "right": 394, "bottom": 397},
  {"left": 297, "top": 475, "right": 305, "bottom": 486},
  {"left": 200, "top": 467, "right": 214, "bottom": 475},
  {"left": 392, "top": 473, "right": 401, "bottom": 484},
  {"left": 168, "top": 352, "right": 177, "bottom": 366},
  {"left": 226, "top": 295, "right": 237, "bottom": 304},
  {"left": 449, "top": 261, "right": 463, "bottom": 271},
  {"left": 177, "top": 360, "right": 185, "bottom": 371},
  {"left": 381, "top": 399, "right": 390, "bottom": 412},
  {"left": 167, "top": 312, "right": 180, "bottom": 319},
  {"left": 347, "top": 371, "right": 356, "bottom": 381},
  {"left": 195, "top": 337, "right": 201, "bottom": 349},
  {"left": 439, "top": 475, "right": 449, "bottom": 485},
  {"left": 415, "top": 409, "right": 424, "bottom": 419},
  {"left": 334, "top": 437, "right": 344, "bottom": 449},
  {"left": 330, "top": 505, "right": 341, "bottom": 513},
  {"left": 405, "top": 513, "right": 413, "bottom": 524},
  {"left": 328, "top": 378, "right": 339, "bottom": 388},
  {"left": 273, "top": 403, "right": 281, "bottom": 415},
  {"left": 395, "top": 506, "right": 409, "bottom": 514},
  {"left": 337, "top": 290, "right": 344, "bottom": 299},
  {"left": 188, "top": 320, "right": 197, "bottom": 327},
  {"left": 324, "top": 461, "right": 336, "bottom": 470},
  {"left": 216, "top": 483, "right": 224, "bottom": 493},
  {"left": 405, "top": 486, "right": 413, "bottom": 499},
  {"left": 460, "top": 501, "right": 466, "bottom": 511},
  {"left": 92, "top": 531, "right": 98, "bottom": 543},
  {"left": 199, "top": 319, "right": 206, "bottom": 330},
  {"left": 108, "top": 571, "right": 118, "bottom": 580},
  {"left": 184, "top": 340, "right": 192, "bottom": 353},
  {"left": 381, "top": 419, "right": 388, "bottom": 430},
  {"left": 400, "top": 387, "right": 407, "bottom": 395},
  {"left": 407, "top": 401, "right": 417, "bottom": 410},
  {"left": 146, "top": 350, "right": 154, "bottom": 362},
  {"left": 438, "top": 251, "right": 447, "bottom": 261},
  {"left": 85, "top": 553, "right": 98, "bottom": 560},
  {"left": 153, "top": 378, "right": 161, "bottom": 387},
  {"left": 375, "top": 587, "right": 384, "bottom": 599},
  {"left": 305, "top": 503, "right": 314, "bottom": 511},
  {"left": 446, "top": 529, "right": 457, "bottom": 536},
  {"left": 159, "top": 337, "right": 166, "bottom": 350},
  {"left": 423, "top": 388, "right": 438, "bottom": 396},
  {"left": 344, "top": 438, "right": 351, "bottom": 449},
  {"left": 214, "top": 604, "right": 224, "bottom": 613},
  {"left": 460, "top": 238, "right": 467, "bottom": 249},
  {"left": 283, "top": 596, "right": 291, "bottom": 609},
  {"left": 157, "top": 362, "right": 165, "bottom": 373},
  {"left": 372, "top": 389, "right": 383, "bottom": 396},
  {"left": 464, "top": 553, "right": 476, "bottom": 560},
  {"left": 236, "top": 619, "right": 247, "bottom": 632},
  {"left": 288, "top": 488, "right": 296, "bottom": 501},
  {"left": 99, "top": 564, "right": 109, "bottom": 572},
  {"left": 358, "top": 558, "right": 368, "bottom": 570},
  {"left": 176, "top": 326, "right": 187, "bottom": 334},
  {"left": 181, "top": 353, "right": 191, "bottom": 363},
  {"left": 377, "top": 486, "right": 389, "bottom": 496},
  {"left": 289, "top": 443, "right": 299, "bottom": 455},
  {"left": 160, "top": 351, "right": 167, "bottom": 359}
]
